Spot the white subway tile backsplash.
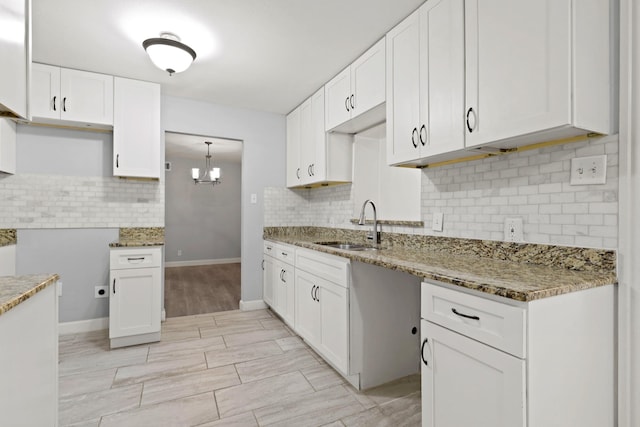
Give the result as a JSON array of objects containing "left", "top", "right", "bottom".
[
  {"left": 264, "top": 135, "right": 618, "bottom": 249},
  {"left": 0, "top": 174, "right": 164, "bottom": 228}
]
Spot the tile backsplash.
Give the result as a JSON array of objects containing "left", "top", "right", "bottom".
[
  {"left": 264, "top": 134, "right": 618, "bottom": 249},
  {"left": 0, "top": 174, "right": 164, "bottom": 228}
]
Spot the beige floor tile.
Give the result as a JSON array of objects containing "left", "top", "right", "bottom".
[
  {"left": 253, "top": 385, "right": 365, "bottom": 427},
  {"left": 61, "top": 419, "right": 100, "bottom": 427},
  {"left": 235, "top": 348, "right": 319, "bottom": 383},
  {"left": 341, "top": 407, "right": 388, "bottom": 427},
  {"left": 359, "top": 374, "right": 421, "bottom": 406},
  {"left": 164, "top": 313, "right": 215, "bottom": 325},
  {"left": 378, "top": 391, "right": 421, "bottom": 426},
  {"left": 160, "top": 328, "right": 202, "bottom": 342},
  {"left": 215, "top": 371, "right": 314, "bottom": 418},
  {"left": 59, "top": 346, "right": 149, "bottom": 376},
  {"left": 259, "top": 317, "right": 285, "bottom": 329},
  {"left": 163, "top": 317, "right": 216, "bottom": 332},
  {"left": 141, "top": 364, "right": 240, "bottom": 406},
  {"left": 58, "top": 383, "right": 142, "bottom": 426},
  {"left": 199, "top": 320, "right": 267, "bottom": 338},
  {"left": 59, "top": 330, "right": 111, "bottom": 358},
  {"left": 195, "top": 412, "right": 258, "bottom": 427},
  {"left": 213, "top": 309, "right": 273, "bottom": 324},
  {"left": 205, "top": 340, "right": 283, "bottom": 369},
  {"left": 59, "top": 368, "right": 117, "bottom": 398},
  {"left": 99, "top": 391, "right": 219, "bottom": 427},
  {"left": 301, "top": 363, "right": 346, "bottom": 391},
  {"left": 147, "top": 335, "right": 226, "bottom": 362},
  {"left": 222, "top": 328, "right": 291, "bottom": 347},
  {"left": 113, "top": 353, "right": 207, "bottom": 386},
  {"left": 275, "top": 335, "right": 307, "bottom": 352},
  {"left": 321, "top": 422, "right": 345, "bottom": 427}
]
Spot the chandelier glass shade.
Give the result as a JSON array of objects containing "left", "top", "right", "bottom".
[
  {"left": 192, "top": 141, "right": 221, "bottom": 185},
  {"left": 143, "top": 32, "right": 196, "bottom": 75}
]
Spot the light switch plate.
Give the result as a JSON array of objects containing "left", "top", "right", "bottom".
[
  {"left": 570, "top": 155, "right": 607, "bottom": 185},
  {"left": 432, "top": 212, "right": 444, "bottom": 232},
  {"left": 250, "top": 193, "right": 257, "bottom": 204}
]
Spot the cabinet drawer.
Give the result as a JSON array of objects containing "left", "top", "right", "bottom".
[
  {"left": 264, "top": 241, "right": 277, "bottom": 256},
  {"left": 275, "top": 244, "right": 295, "bottom": 264},
  {"left": 422, "top": 282, "right": 526, "bottom": 358},
  {"left": 110, "top": 247, "right": 161, "bottom": 270},
  {"left": 296, "top": 248, "right": 350, "bottom": 288}
]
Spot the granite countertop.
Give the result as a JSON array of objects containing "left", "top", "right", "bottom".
[
  {"left": 0, "top": 229, "right": 17, "bottom": 247},
  {"left": 0, "top": 274, "right": 59, "bottom": 316},
  {"left": 109, "top": 227, "right": 165, "bottom": 248},
  {"left": 265, "top": 230, "right": 617, "bottom": 302}
]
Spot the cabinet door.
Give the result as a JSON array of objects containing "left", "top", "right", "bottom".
[
  {"left": 286, "top": 107, "right": 301, "bottom": 187},
  {"left": 318, "top": 279, "right": 349, "bottom": 374},
  {"left": 109, "top": 267, "right": 161, "bottom": 339},
  {"left": 464, "top": 0, "right": 571, "bottom": 147},
  {"left": 351, "top": 38, "right": 385, "bottom": 120},
  {"left": 263, "top": 255, "right": 275, "bottom": 307},
  {"left": 60, "top": 68, "right": 114, "bottom": 125},
  {"left": 386, "top": 9, "right": 422, "bottom": 165},
  {"left": 276, "top": 263, "right": 295, "bottom": 327},
  {"left": 309, "top": 88, "right": 326, "bottom": 183},
  {"left": 31, "top": 63, "right": 61, "bottom": 120},
  {"left": 113, "top": 77, "right": 161, "bottom": 178},
  {"left": 0, "top": 118, "right": 16, "bottom": 174},
  {"left": 420, "top": 0, "right": 465, "bottom": 158},
  {"left": 422, "top": 320, "right": 525, "bottom": 427},
  {"left": 0, "top": 0, "right": 28, "bottom": 119},
  {"left": 299, "top": 97, "right": 314, "bottom": 185},
  {"left": 325, "top": 66, "right": 351, "bottom": 131},
  {"left": 294, "top": 269, "right": 321, "bottom": 348}
]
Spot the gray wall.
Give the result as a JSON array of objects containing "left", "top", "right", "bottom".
[
  {"left": 162, "top": 96, "right": 286, "bottom": 303},
  {"left": 15, "top": 125, "right": 118, "bottom": 323},
  {"left": 165, "top": 156, "right": 242, "bottom": 263},
  {"left": 16, "top": 228, "right": 117, "bottom": 322}
]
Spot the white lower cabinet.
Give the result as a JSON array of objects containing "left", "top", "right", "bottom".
[
  {"left": 421, "top": 280, "right": 615, "bottom": 427},
  {"left": 262, "top": 241, "right": 295, "bottom": 327},
  {"left": 109, "top": 246, "right": 162, "bottom": 348},
  {"left": 0, "top": 244, "right": 16, "bottom": 276},
  {"left": 294, "top": 268, "right": 348, "bottom": 374},
  {"left": 0, "top": 282, "right": 58, "bottom": 427}
]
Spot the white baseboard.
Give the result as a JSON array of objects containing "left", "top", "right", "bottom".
[
  {"left": 165, "top": 257, "right": 241, "bottom": 268},
  {"left": 239, "top": 300, "right": 267, "bottom": 311},
  {"left": 59, "top": 317, "right": 108, "bottom": 335}
]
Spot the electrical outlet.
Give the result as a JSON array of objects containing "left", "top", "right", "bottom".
[
  {"left": 177, "top": 249, "right": 182, "bottom": 257},
  {"left": 570, "top": 155, "right": 607, "bottom": 185},
  {"left": 251, "top": 193, "right": 258, "bottom": 204},
  {"left": 504, "top": 218, "right": 524, "bottom": 242},
  {"left": 95, "top": 286, "right": 109, "bottom": 298},
  {"left": 432, "top": 212, "right": 444, "bottom": 232}
]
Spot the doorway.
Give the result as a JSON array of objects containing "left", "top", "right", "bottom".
[{"left": 164, "top": 131, "right": 243, "bottom": 317}]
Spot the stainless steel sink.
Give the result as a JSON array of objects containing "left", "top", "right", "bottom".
[{"left": 315, "top": 241, "right": 379, "bottom": 251}]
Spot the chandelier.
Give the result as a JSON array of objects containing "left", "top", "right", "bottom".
[{"left": 191, "top": 141, "right": 221, "bottom": 185}]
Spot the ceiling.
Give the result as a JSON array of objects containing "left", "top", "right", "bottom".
[
  {"left": 31, "top": 0, "right": 424, "bottom": 115},
  {"left": 165, "top": 132, "right": 242, "bottom": 163}
]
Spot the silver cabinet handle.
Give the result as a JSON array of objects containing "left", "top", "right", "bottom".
[
  {"left": 53, "top": 96, "right": 57, "bottom": 111},
  {"left": 452, "top": 307, "right": 480, "bottom": 320},
  {"left": 314, "top": 286, "right": 319, "bottom": 302},
  {"left": 63, "top": 97, "right": 67, "bottom": 112},
  {"left": 345, "top": 97, "right": 350, "bottom": 112},
  {"left": 419, "top": 124, "right": 427, "bottom": 146},
  {"left": 350, "top": 94, "right": 354, "bottom": 109},
  {"left": 112, "top": 278, "right": 116, "bottom": 294},
  {"left": 411, "top": 128, "right": 418, "bottom": 148}
]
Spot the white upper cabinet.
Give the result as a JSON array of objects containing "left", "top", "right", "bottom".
[
  {"left": 386, "top": 0, "right": 612, "bottom": 166},
  {"left": 113, "top": 77, "right": 161, "bottom": 179},
  {"left": 286, "top": 87, "right": 352, "bottom": 188},
  {"left": 0, "top": 118, "right": 17, "bottom": 175},
  {"left": 386, "top": 0, "right": 465, "bottom": 166},
  {"left": 31, "top": 63, "right": 114, "bottom": 127},
  {"left": 0, "top": 0, "right": 29, "bottom": 119},
  {"left": 325, "top": 39, "right": 386, "bottom": 133}
]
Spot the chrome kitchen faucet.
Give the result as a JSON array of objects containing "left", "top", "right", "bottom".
[{"left": 358, "top": 199, "right": 381, "bottom": 244}]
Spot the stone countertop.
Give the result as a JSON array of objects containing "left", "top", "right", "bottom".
[
  {"left": 0, "top": 229, "right": 17, "bottom": 247},
  {"left": 109, "top": 240, "right": 165, "bottom": 248},
  {"left": 265, "top": 234, "right": 616, "bottom": 302},
  {"left": 0, "top": 274, "right": 59, "bottom": 316},
  {"left": 109, "top": 227, "right": 165, "bottom": 248}
]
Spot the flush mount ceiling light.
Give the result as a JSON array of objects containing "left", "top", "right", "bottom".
[
  {"left": 142, "top": 32, "right": 196, "bottom": 76},
  {"left": 192, "top": 141, "right": 221, "bottom": 186}
]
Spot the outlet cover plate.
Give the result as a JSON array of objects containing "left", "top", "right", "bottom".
[
  {"left": 504, "top": 217, "right": 524, "bottom": 242},
  {"left": 432, "top": 212, "right": 444, "bottom": 232},
  {"left": 570, "top": 155, "right": 607, "bottom": 185},
  {"left": 95, "top": 286, "right": 109, "bottom": 299}
]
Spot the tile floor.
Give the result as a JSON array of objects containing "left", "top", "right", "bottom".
[{"left": 58, "top": 309, "right": 421, "bottom": 426}]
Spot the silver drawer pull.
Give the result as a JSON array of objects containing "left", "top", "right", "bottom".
[{"left": 451, "top": 308, "right": 480, "bottom": 321}]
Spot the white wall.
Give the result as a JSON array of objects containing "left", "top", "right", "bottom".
[
  {"left": 165, "top": 156, "right": 241, "bottom": 263},
  {"left": 161, "top": 96, "right": 286, "bottom": 303},
  {"left": 265, "top": 134, "right": 619, "bottom": 249}
]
